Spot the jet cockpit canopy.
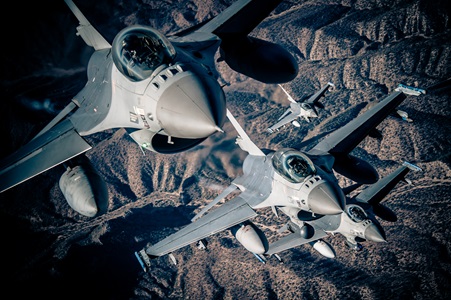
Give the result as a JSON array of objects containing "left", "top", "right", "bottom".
[
  {"left": 346, "top": 205, "right": 368, "bottom": 222},
  {"left": 272, "top": 148, "right": 316, "bottom": 183},
  {"left": 112, "top": 25, "right": 176, "bottom": 82}
]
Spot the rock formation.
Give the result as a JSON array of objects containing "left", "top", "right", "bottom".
[{"left": 0, "top": 0, "right": 450, "bottom": 299}]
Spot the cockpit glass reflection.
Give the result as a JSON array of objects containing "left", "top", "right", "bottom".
[
  {"left": 347, "top": 205, "right": 367, "bottom": 222},
  {"left": 112, "top": 26, "right": 176, "bottom": 82},
  {"left": 272, "top": 149, "right": 316, "bottom": 183}
]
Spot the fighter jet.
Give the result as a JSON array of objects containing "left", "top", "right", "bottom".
[
  {"left": 0, "top": 0, "right": 298, "bottom": 217},
  {"left": 267, "top": 82, "right": 334, "bottom": 133},
  {"left": 135, "top": 84, "right": 421, "bottom": 270},
  {"left": 266, "top": 161, "right": 422, "bottom": 259}
]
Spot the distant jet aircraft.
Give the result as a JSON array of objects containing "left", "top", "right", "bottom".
[
  {"left": 135, "top": 85, "right": 421, "bottom": 270},
  {"left": 0, "top": 0, "right": 298, "bottom": 217},
  {"left": 267, "top": 82, "right": 334, "bottom": 133},
  {"left": 266, "top": 161, "right": 422, "bottom": 259}
]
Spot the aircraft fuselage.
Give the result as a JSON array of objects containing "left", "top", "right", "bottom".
[
  {"left": 67, "top": 30, "right": 227, "bottom": 153},
  {"left": 233, "top": 149, "right": 345, "bottom": 216},
  {"left": 293, "top": 203, "right": 386, "bottom": 246}
]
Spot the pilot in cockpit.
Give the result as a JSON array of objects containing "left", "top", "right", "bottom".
[
  {"left": 348, "top": 205, "right": 367, "bottom": 222},
  {"left": 287, "top": 156, "right": 309, "bottom": 177},
  {"left": 122, "top": 34, "right": 164, "bottom": 70}
]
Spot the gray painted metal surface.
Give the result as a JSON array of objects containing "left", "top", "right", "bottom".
[{"left": 0, "top": 119, "right": 91, "bottom": 192}]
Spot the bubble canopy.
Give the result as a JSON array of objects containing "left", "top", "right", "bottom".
[
  {"left": 112, "top": 25, "right": 177, "bottom": 82},
  {"left": 272, "top": 149, "right": 316, "bottom": 183},
  {"left": 347, "top": 205, "right": 368, "bottom": 222}
]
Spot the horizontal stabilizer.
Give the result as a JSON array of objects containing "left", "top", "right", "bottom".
[
  {"left": 266, "top": 226, "right": 327, "bottom": 256},
  {"left": 0, "top": 119, "right": 91, "bottom": 193}
]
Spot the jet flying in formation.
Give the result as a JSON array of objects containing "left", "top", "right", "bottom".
[
  {"left": 135, "top": 84, "right": 422, "bottom": 270},
  {"left": 0, "top": 0, "right": 298, "bottom": 217},
  {"left": 267, "top": 82, "right": 334, "bottom": 133},
  {"left": 267, "top": 161, "right": 421, "bottom": 259}
]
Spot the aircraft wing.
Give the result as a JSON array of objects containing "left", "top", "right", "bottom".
[
  {"left": 144, "top": 195, "right": 258, "bottom": 257},
  {"left": 175, "top": 0, "right": 283, "bottom": 38},
  {"left": 0, "top": 119, "right": 92, "bottom": 193},
  {"left": 305, "top": 82, "right": 334, "bottom": 105},
  {"left": 267, "top": 110, "right": 298, "bottom": 133},
  {"left": 355, "top": 161, "right": 422, "bottom": 205},
  {"left": 308, "top": 90, "right": 407, "bottom": 156},
  {"left": 265, "top": 225, "right": 327, "bottom": 256}
]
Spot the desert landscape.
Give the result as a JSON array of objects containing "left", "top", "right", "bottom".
[{"left": 0, "top": 0, "right": 450, "bottom": 299}]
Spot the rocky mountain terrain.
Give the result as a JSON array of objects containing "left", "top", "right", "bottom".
[{"left": 0, "top": 0, "right": 450, "bottom": 299}]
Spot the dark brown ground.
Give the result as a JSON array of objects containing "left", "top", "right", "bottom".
[{"left": 0, "top": 0, "right": 450, "bottom": 299}]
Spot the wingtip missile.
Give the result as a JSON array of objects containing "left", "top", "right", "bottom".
[
  {"left": 402, "top": 161, "right": 422, "bottom": 172},
  {"left": 253, "top": 253, "right": 267, "bottom": 264},
  {"left": 135, "top": 249, "right": 151, "bottom": 272},
  {"left": 395, "top": 83, "right": 426, "bottom": 96}
]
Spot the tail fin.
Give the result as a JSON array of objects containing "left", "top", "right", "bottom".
[
  {"left": 64, "top": 0, "right": 111, "bottom": 50},
  {"left": 226, "top": 109, "right": 264, "bottom": 156},
  {"left": 278, "top": 84, "right": 297, "bottom": 103}
]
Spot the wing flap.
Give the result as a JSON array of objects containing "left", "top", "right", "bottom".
[
  {"left": 266, "top": 227, "right": 327, "bottom": 256},
  {"left": 0, "top": 119, "right": 91, "bottom": 192},
  {"left": 146, "top": 196, "right": 257, "bottom": 257}
]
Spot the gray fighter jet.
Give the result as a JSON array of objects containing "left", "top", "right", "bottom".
[
  {"left": 267, "top": 82, "right": 334, "bottom": 133},
  {"left": 0, "top": 0, "right": 298, "bottom": 217},
  {"left": 135, "top": 85, "right": 422, "bottom": 270},
  {"left": 266, "top": 161, "right": 422, "bottom": 260}
]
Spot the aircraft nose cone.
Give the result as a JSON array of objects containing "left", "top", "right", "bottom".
[
  {"left": 310, "top": 110, "right": 318, "bottom": 118},
  {"left": 365, "top": 223, "right": 386, "bottom": 243},
  {"left": 157, "top": 74, "right": 226, "bottom": 139},
  {"left": 308, "top": 182, "right": 345, "bottom": 215}
]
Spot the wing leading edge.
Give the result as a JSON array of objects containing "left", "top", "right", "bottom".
[
  {"left": 144, "top": 195, "right": 257, "bottom": 258},
  {"left": 356, "top": 161, "right": 422, "bottom": 205},
  {"left": 192, "top": 0, "right": 283, "bottom": 37},
  {"left": 0, "top": 119, "right": 91, "bottom": 193}
]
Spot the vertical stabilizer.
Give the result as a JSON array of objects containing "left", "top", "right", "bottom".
[
  {"left": 64, "top": 0, "right": 111, "bottom": 50},
  {"left": 227, "top": 109, "right": 265, "bottom": 156}
]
